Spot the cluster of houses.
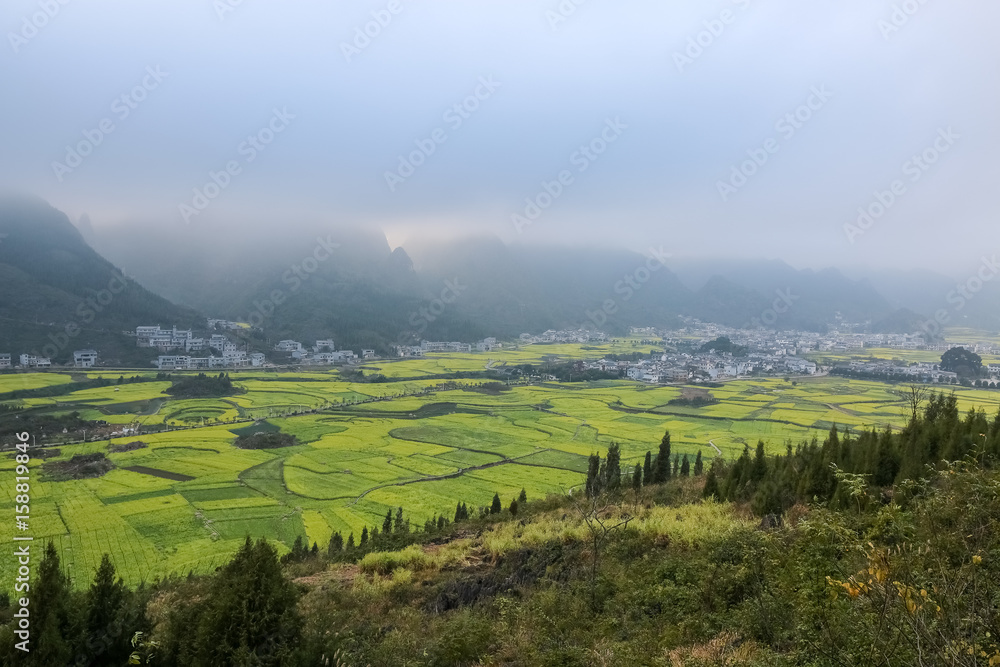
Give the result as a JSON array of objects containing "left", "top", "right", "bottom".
[
  {"left": 836, "top": 359, "right": 1000, "bottom": 384},
  {"left": 272, "top": 339, "right": 363, "bottom": 365},
  {"left": 139, "top": 323, "right": 266, "bottom": 370},
  {"left": 519, "top": 329, "right": 608, "bottom": 344},
  {"left": 603, "top": 351, "right": 818, "bottom": 385},
  {"left": 0, "top": 351, "right": 98, "bottom": 369},
  {"left": 396, "top": 338, "right": 500, "bottom": 357}
]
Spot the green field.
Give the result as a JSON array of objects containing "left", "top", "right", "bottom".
[{"left": 3, "top": 338, "right": 999, "bottom": 590}]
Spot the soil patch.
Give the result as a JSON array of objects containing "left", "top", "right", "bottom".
[{"left": 122, "top": 465, "right": 195, "bottom": 482}]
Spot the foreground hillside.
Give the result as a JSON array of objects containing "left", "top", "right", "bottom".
[{"left": 2, "top": 394, "right": 999, "bottom": 666}]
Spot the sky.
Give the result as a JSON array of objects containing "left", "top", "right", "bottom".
[{"left": 2, "top": 0, "right": 998, "bottom": 272}]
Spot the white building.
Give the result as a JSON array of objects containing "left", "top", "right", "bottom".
[
  {"left": 362, "top": 349, "right": 376, "bottom": 359},
  {"left": 155, "top": 355, "right": 191, "bottom": 370},
  {"left": 251, "top": 353, "right": 266, "bottom": 367},
  {"left": 314, "top": 339, "right": 335, "bottom": 351},
  {"left": 73, "top": 350, "right": 98, "bottom": 368},
  {"left": 0, "top": 353, "right": 10, "bottom": 369},
  {"left": 275, "top": 340, "right": 304, "bottom": 353},
  {"left": 19, "top": 354, "right": 51, "bottom": 368}
]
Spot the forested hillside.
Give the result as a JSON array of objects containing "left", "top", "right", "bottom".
[{"left": 0, "top": 196, "right": 200, "bottom": 364}]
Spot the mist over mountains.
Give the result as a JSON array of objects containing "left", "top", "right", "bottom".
[{"left": 3, "top": 197, "right": 999, "bottom": 358}]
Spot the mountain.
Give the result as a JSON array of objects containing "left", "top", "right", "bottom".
[
  {"left": 72, "top": 213, "right": 929, "bottom": 350},
  {"left": 670, "top": 258, "right": 895, "bottom": 330},
  {"left": 0, "top": 195, "right": 200, "bottom": 365}
]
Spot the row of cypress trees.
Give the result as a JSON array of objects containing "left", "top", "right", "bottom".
[
  {"left": 705, "top": 392, "right": 1000, "bottom": 515},
  {"left": 585, "top": 433, "right": 705, "bottom": 497}
]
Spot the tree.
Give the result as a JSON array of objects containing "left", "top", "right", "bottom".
[
  {"left": 360, "top": 527, "right": 369, "bottom": 547},
  {"left": 585, "top": 452, "right": 602, "bottom": 498},
  {"left": 681, "top": 453, "right": 690, "bottom": 477},
  {"left": 518, "top": 488, "right": 527, "bottom": 503},
  {"left": 84, "top": 553, "right": 131, "bottom": 664},
  {"left": 751, "top": 440, "right": 767, "bottom": 482},
  {"left": 383, "top": 510, "right": 393, "bottom": 534},
  {"left": 328, "top": 532, "right": 343, "bottom": 556},
  {"left": 570, "top": 493, "right": 633, "bottom": 612},
  {"left": 703, "top": 461, "right": 720, "bottom": 499},
  {"left": 490, "top": 492, "right": 502, "bottom": 514},
  {"left": 653, "top": 431, "right": 671, "bottom": 483},
  {"left": 454, "top": 501, "right": 464, "bottom": 523},
  {"left": 346, "top": 533, "right": 355, "bottom": 549},
  {"left": 29, "top": 541, "right": 73, "bottom": 666},
  {"left": 605, "top": 442, "right": 622, "bottom": 491},
  {"left": 632, "top": 462, "right": 643, "bottom": 490},
  {"left": 694, "top": 450, "right": 704, "bottom": 476},
  {"left": 672, "top": 454, "right": 680, "bottom": 477},
  {"left": 941, "top": 347, "right": 983, "bottom": 378},
  {"left": 191, "top": 538, "right": 301, "bottom": 665},
  {"left": 394, "top": 507, "right": 405, "bottom": 533},
  {"left": 642, "top": 451, "right": 652, "bottom": 485},
  {"left": 509, "top": 498, "right": 519, "bottom": 516}
]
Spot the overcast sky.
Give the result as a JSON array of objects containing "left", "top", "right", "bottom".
[{"left": 2, "top": 0, "right": 998, "bottom": 272}]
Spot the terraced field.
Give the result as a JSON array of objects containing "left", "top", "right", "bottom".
[{"left": 3, "top": 340, "right": 1000, "bottom": 590}]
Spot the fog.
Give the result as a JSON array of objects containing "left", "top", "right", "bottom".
[{"left": 2, "top": 0, "right": 998, "bottom": 272}]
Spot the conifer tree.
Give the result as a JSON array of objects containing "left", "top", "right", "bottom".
[
  {"left": 328, "top": 532, "right": 343, "bottom": 557},
  {"left": 394, "top": 507, "right": 404, "bottom": 533},
  {"left": 455, "top": 501, "right": 464, "bottom": 523},
  {"left": 31, "top": 541, "right": 72, "bottom": 666},
  {"left": 672, "top": 453, "right": 680, "bottom": 477},
  {"left": 605, "top": 442, "right": 622, "bottom": 491},
  {"left": 643, "top": 451, "right": 652, "bottom": 485},
  {"left": 586, "top": 452, "right": 601, "bottom": 497},
  {"left": 382, "top": 510, "right": 393, "bottom": 535},
  {"left": 490, "top": 492, "right": 502, "bottom": 514},
  {"left": 518, "top": 488, "right": 527, "bottom": 503},
  {"left": 632, "top": 462, "right": 643, "bottom": 490},
  {"left": 84, "top": 553, "right": 130, "bottom": 664},
  {"left": 653, "top": 431, "right": 672, "bottom": 483},
  {"left": 346, "top": 533, "right": 355, "bottom": 549},
  {"left": 694, "top": 450, "right": 704, "bottom": 476},
  {"left": 681, "top": 453, "right": 690, "bottom": 477},
  {"left": 703, "top": 461, "right": 720, "bottom": 500},
  {"left": 509, "top": 498, "right": 519, "bottom": 516},
  {"left": 360, "top": 527, "right": 369, "bottom": 547},
  {"left": 192, "top": 538, "right": 300, "bottom": 665}
]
